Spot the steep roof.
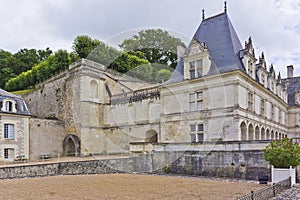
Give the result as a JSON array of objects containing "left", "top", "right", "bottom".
[
  {"left": 282, "top": 77, "right": 300, "bottom": 106},
  {"left": 0, "top": 88, "right": 31, "bottom": 115},
  {"left": 166, "top": 12, "right": 246, "bottom": 84}
]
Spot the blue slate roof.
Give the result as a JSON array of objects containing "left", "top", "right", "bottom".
[
  {"left": 165, "top": 12, "right": 246, "bottom": 84},
  {"left": 0, "top": 88, "right": 31, "bottom": 115},
  {"left": 282, "top": 77, "right": 300, "bottom": 106}
]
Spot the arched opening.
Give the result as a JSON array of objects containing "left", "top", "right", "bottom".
[
  {"left": 271, "top": 130, "right": 274, "bottom": 140},
  {"left": 278, "top": 132, "right": 282, "bottom": 139},
  {"left": 261, "top": 127, "right": 265, "bottom": 140},
  {"left": 240, "top": 122, "right": 247, "bottom": 141},
  {"left": 266, "top": 129, "right": 270, "bottom": 140},
  {"left": 255, "top": 126, "right": 260, "bottom": 140},
  {"left": 63, "top": 134, "right": 80, "bottom": 157},
  {"left": 145, "top": 130, "right": 158, "bottom": 143},
  {"left": 248, "top": 124, "right": 254, "bottom": 140},
  {"left": 275, "top": 131, "right": 278, "bottom": 140},
  {"left": 90, "top": 80, "right": 99, "bottom": 98}
]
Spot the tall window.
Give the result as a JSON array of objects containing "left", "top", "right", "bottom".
[
  {"left": 189, "top": 91, "right": 203, "bottom": 111},
  {"left": 279, "top": 109, "right": 282, "bottom": 124},
  {"left": 4, "top": 124, "right": 14, "bottom": 139},
  {"left": 190, "top": 124, "right": 204, "bottom": 143},
  {"left": 261, "top": 74, "right": 265, "bottom": 86},
  {"left": 248, "top": 92, "right": 253, "bottom": 111},
  {"left": 271, "top": 104, "right": 275, "bottom": 120},
  {"left": 260, "top": 98, "right": 265, "bottom": 117},
  {"left": 4, "top": 148, "right": 14, "bottom": 160},
  {"left": 189, "top": 59, "right": 203, "bottom": 79},
  {"left": 5, "top": 101, "right": 13, "bottom": 112},
  {"left": 248, "top": 61, "right": 253, "bottom": 76}
]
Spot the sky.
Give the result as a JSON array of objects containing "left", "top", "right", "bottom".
[{"left": 0, "top": 0, "right": 300, "bottom": 77}]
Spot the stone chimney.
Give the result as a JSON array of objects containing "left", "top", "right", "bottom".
[{"left": 287, "top": 65, "right": 294, "bottom": 78}]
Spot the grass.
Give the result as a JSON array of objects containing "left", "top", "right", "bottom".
[{"left": 10, "top": 89, "right": 35, "bottom": 95}]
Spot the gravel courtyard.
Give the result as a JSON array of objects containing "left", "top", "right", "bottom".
[{"left": 0, "top": 174, "right": 264, "bottom": 200}]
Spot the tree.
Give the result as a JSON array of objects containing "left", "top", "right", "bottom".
[
  {"left": 72, "top": 35, "right": 101, "bottom": 58},
  {"left": 155, "top": 69, "right": 172, "bottom": 83},
  {"left": 0, "top": 68, "right": 15, "bottom": 88},
  {"left": 127, "top": 64, "right": 153, "bottom": 81},
  {"left": 264, "top": 138, "right": 300, "bottom": 168},
  {"left": 119, "top": 29, "right": 186, "bottom": 68}
]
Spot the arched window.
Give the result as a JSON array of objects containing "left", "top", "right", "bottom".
[
  {"left": 248, "top": 124, "right": 254, "bottom": 140},
  {"left": 261, "top": 127, "right": 265, "bottom": 140},
  {"left": 255, "top": 126, "right": 260, "bottom": 140},
  {"left": 266, "top": 129, "right": 270, "bottom": 140},
  {"left": 240, "top": 122, "right": 247, "bottom": 140},
  {"left": 90, "top": 80, "right": 99, "bottom": 99}
]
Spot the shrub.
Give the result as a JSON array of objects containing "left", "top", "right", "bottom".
[{"left": 264, "top": 138, "right": 300, "bottom": 168}]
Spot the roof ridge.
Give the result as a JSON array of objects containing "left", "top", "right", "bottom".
[{"left": 203, "top": 12, "right": 226, "bottom": 21}]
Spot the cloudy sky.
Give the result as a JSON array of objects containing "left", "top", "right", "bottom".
[{"left": 0, "top": 0, "right": 300, "bottom": 77}]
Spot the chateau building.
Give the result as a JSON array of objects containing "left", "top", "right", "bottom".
[
  {"left": 21, "top": 7, "right": 300, "bottom": 158},
  {"left": 0, "top": 89, "right": 30, "bottom": 161}
]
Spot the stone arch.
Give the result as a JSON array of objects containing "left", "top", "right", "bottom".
[
  {"left": 90, "top": 80, "right": 99, "bottom": 98},
  {"left": 261, "top": 127, "right": 266, "bottom": 140},
  {"left": 240, "top": 121, "right": 247, "bottom": 141},
  {"left": 275, "top": 131, "right": 278, "bottom": 140},
  {"left": 255, "top": 125, "right": 260, "bottom": 140},
  {"left": 248, "top": 124, "right": 254, "bottom": 140},
  {"left": 266, "top": 129, "right": 270, "bottom": 140},
  {"left": 271, "top": 130, "right": 274, "bottom": 140},
  {"left": 63, "top": 134, "right": 80, "bottom": 157},
  {"left": 145, "top": 130, "right": 158, "bottom": 143},
  {"left": 278, "top": 132, "right": 282, "bottom": 139}
]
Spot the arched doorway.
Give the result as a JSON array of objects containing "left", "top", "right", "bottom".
[
  {"left": 240, "top": 122, "right": 247, "bottom": 141},
  {"left": 145, "top": 130, "right": 158, "bottom": 143},
  {"left": 63, "top": 134, "right": 80, "bottom": 157}
]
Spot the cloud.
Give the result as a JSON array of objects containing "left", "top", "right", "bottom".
[{"left": 0, "top": 0, "right": 299, "bottom": 77}]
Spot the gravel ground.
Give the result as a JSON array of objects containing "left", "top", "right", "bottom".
[{"left": 0, "top": 174, "right": 264, "bottom": 200}]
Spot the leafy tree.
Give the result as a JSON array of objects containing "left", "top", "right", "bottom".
[
  {"left": 0, "top": 50, "right": 13, "bottom": 70},
  {"left": 0, "top": 68, "right": 16, "bottom": 88},
  {"left": 155, "top": 69, "right": 172, "bottom": 83},
  {"left": 120, "top": 29, "right": 185, "bottom": 68},
  {"left": 264, "top": 138, "right": 300, "bottom": 168},
  {"left": 127, "top": 64, "right": 153, "bottom": 81},
  {"left": 72, "top": 35, "right": 101, "bottom": 58},
  {"left": 109, "top": 52, "right": 149, "bottom": 73}
]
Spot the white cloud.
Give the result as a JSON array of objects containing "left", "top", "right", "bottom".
[{"left": 0, "top": 0, "right": 299, "bottom": 77}]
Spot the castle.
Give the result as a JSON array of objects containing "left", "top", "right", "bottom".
[{"left": 1, "top": 6, "right": 300, "bottom": 162}]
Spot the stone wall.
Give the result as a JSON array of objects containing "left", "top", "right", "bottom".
[
  {"left": 0, "top": 158, "right": 133, "bottom": 179},
  {"left": 29, "top": 118, "right": 67, "bottom": 160}
]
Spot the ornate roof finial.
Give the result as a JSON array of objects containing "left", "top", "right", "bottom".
[
  {"left": 202, "top": 9, "right": 205, "bottom": 20},
  {"left": 224, "top": 1, "right": 227, "bottom": 13}
]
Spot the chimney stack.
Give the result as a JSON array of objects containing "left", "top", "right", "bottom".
[{"left": 287, "top": 65, "right": 294, "bottom": 78}]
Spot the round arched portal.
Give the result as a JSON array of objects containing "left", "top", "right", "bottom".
[
  {"left": 145, "top": 130, "right": 158, "bottom": 143},
  {"left": 240, "top": 122, "right": 247, "bottom": 141},
  {"left": 63, "top": 134, "right": 80, "bottom": 157}
]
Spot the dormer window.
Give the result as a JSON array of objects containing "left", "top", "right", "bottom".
[
  {"left": 189, "top": 59, "right": 203, "bottom": 79},
  {"left": 1, "top": 99, "right": 17, "bottom": 113},
  {"left": 6, "top": 101, "right": 13, "bottom": 112}
]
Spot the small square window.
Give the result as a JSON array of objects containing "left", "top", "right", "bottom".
[
  {"left": 189, "top": 94, "right": 195, "bottom": 101},
  {"left": 197, "top": 92, "right": 203, "bottom": 99},
  {"left": 198, "top": 124, "right": 204, "bottom": 132},
  {"left": 197, "top": 101, "right": 203, "bottom": 111},
  {"left": 190, "top": 125, "right": 196, "bottom": 132},
  {"left": 189, "top": 61, "right": 195, "bottom": 69},
  {"left": 4, "top": 124, "right": 14, "bottom": 139}
]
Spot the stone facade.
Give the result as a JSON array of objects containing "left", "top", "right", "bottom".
[
  {"left": 0, "top": 89, "right": 30, "bottom": 161},
  {"left": 20, "top": 9, "right": 300, "bottom": 161}
]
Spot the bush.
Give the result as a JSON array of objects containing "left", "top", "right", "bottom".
[{"left": 264, "top": 138, "right": 300, "bottom": 168}]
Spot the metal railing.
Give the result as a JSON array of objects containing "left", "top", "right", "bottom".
[{"left": 236, "top": 177, "right": 291, "bottom": 200}]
